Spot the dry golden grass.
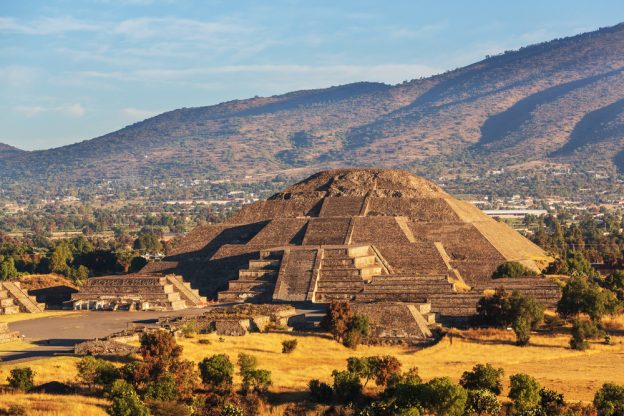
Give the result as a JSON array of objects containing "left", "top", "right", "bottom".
[
  {"left": 174, "top": 330, "right": 623, "bottom": 401},
  {"left": 1, "top": 329, "right": 622, "bottom": 405},
  {"left": 0, "top": 357, "right": 81, "bottom": 386},
  {"left": 0, "top": 311, "right": 77, "bottom": 324},
  {"left": 0, "top": 393, "right": 108, "bottom": 415}
]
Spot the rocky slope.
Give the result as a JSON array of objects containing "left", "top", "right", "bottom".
[{"left": 1, "top": 23, "right": 623, "bottom": 185}]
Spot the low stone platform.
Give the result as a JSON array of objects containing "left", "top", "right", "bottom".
[
  {"left": 350, "top": 302, "right": 435, "bottom": 344},
  {"left": 71, "top": 273, "right": 207, "bottom": 311}
]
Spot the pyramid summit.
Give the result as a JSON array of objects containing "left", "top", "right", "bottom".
[{"left": 142, "top": 168, "right": 558, "bottom": 318}]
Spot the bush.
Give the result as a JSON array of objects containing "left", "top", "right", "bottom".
[
  {"left": 570, "top": 319, "right": 602, "bottom": 350},
  {"left": 281, "top": 339, "right": 298, "bottom": 354},
  {"left": 509, "top": 374, "right": 541, "bottom": 413},
  {"left": 321, "top": 302, "right": 370, "bottom": 349},
  {"left": 147, "top": 400, "right": 191, "bottom": 416},
  {"left": 220, "top": 404, "right": 244, "bottom": 416},
  {"left": 7, "top": 367, "right": 35, "bottom": 392},
  {"left": 309, "top": 379, "right": 334, "bottom": 403},
  {"left": 109, "top": 379, "right": 149, "bottom": 416},
  {"left": 558, "top": 276, "right": 619, "bottom": 322},
  {"left": 144, "top": 372, "right": 177, "bottom": 401},
  {"left": 199, "top": 354, "right": 234, "bottom": 388},
  {"left": 464, "top": 389, "right": 502, "bottom": 416},
  {"left": 459, "top": 363, "right": 504, "bottom": 394},
  {"left": 347, "top": 356, "right": 402, "bottom": 387},
  {"left": 539, "top": 387, "right": 566, "bottom": 416},
  {"left": 594, "top": 383, "right": 624, "bottom": 416},
  {"left": 76, "top": 356, "right": 120, "bottom": 391},
  {"left": 237, "top": 353, "right": 271, "bottom": 394},
  {"left": 419, "top": 377, "right": 467, "bottom": 416},
  {"left": 332, "top": 370, "right": 363, "bottom": 403},
  {"left": 492, "top": 261, "right": 537, "bottom": 279}
]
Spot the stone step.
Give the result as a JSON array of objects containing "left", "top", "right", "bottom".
[
  {"left": 72, "top": 292, "right": 182, "bottom": 302},
  {"left": 227, "top": 281, "right": 274, "bottom": 292},
  {"left": 248, "top": 259, "right": 280, "bottom": 270},
  {"left": 0, "top": 305, "right": 20, "bottom": 314},
  {"left": 314, "top": 292, "right": 357, "bottom": 302},
  {"left": 238, "top": 270, "right": 277, "bottom": 279},
  {"left": 322, "top": 255, "right": 376, "bottom": 268},
  {"left": 1, "top": 298, "right": 16, "bottom": 307}
]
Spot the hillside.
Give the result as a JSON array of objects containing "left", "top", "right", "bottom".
[{"left": 1, "top": 23, "right": 624, "bottom": 192}]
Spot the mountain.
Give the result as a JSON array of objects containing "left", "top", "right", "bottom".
[
  {"left": 2, "top": 23, "right": 624, "bottom": 191},
  {"left": 0, "top": 143, "right": 25, "bottom": 158}
]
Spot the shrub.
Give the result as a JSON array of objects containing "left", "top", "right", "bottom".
[
  {"left": 594, "top": 383, "right": 624, "bottom": 416},
  {"left": 492, "top": 261, "right": 537, "bottom": 279},
  {"left": 7, "top": 367, "right": 35, "bottom": 392},
  {"left": 570, "top": 319, "right": 602, "bottom": 350},
  {"left": 459, "top": 363, "right": 504, "bottom": 395},
  {"left": 237, "top": 353, "right": 271, "bottom": 394},
  {"left": 478, "top": 290, "right": 544, "bottom": 345},
  {"left": 199, "top": 354, "right": 234, "bottom": 388},
  {"left": 76, "top": 356, "right": 120, "bottom": 391},
  {"left": 144, "top": 372, "right": 177, "bottom": 402},
  {"left": 347, "top": 356, "right": 402, "bottom": 387},
  {"left": 309, "top": 379, "right": 334, "bottom": 403},
  {"left": 281, "top": 339, "right": 298, "bottom": 354},
  {"left": 148, "top": 400, "right": 191, "bottom": 416},
  {"left": 509, "top": 374, "right": 541, "bottom": 413},
  {"left": 464, "top": 389, "right": 502, "bottom": 416},
  {"left": 220, "top": 404, "right": 244, "bottom": 416},
  {"left": 332, "top": 370, "right": 362, "bottom": 403},
  {"left": 558, "top": 276, "right": 619, "bottom": 322},
  {"left": 539, "top": 387, "right": 566, "bottom": 416},
  {"left": 109, "top": 379, "right": 149, "bottom": 416},
  {"left": 419, "top": 377, "right": 467, "bottom": 416},
  {"left": 322, "top": 302, "right": 370, "bottom": 348}
]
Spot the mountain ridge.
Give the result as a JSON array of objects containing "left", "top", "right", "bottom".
[{"left": 2, "top": 23, "right": 624, "bottom": 190}]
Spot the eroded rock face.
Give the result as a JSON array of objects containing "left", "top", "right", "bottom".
[{"left": 143, "top": 168, "right": 558, "bottom": 317}]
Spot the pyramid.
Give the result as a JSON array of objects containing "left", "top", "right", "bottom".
[{"left": 144, "top": 169, "right": 557, "bottom": 317}]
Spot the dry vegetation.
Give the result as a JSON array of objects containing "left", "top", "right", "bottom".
[
  {"left": 0, "top": 393, "right": 108, "bottom": 415},
  {"left": 2, "top": 329, "right": 621, "bottom": 406},
  {"left": 0, "top": 311, "right": 77, "bottom": 324}
]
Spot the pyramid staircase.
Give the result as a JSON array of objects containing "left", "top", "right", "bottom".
[
  {"left": 0, "top": 281, "right": 45, "bottom": 314},
  {"left": 313, "top": 246, "right": 385, "bottom": 302},
  {"left": 218, "top": 250, "right": 283, "bottom": 303},
  {"left": 71, "top": 274, "right": 205, "bottom": 311},
  {"left": 356, "top": 274, "right": 457, "bottom": 303}
]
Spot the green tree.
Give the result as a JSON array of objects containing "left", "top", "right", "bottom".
[
  {"left": 109, "top": 379, "right": 150, "bottom": 416},
  {"left": 570, "top": 318, "right": 602, "bottom": 350},
  {"left": 309, "top": 379, "right": 333, "bottom": 403},
  {"left": 0, "top": 256, "right": 18, "bottom": 280},
  {"left": 7, "top": 367, "right": 35, "bottom": 392},
  {"left": 558, "top": 276, "right": 619, "bottom": 322},
  {"left": 492, "top": 261, "right": 537, "bottom": 279},
  {"left": 237, "top": 353, "right": 271, "bottom": 394},
  {"left": 509, "top": 374, "right": 541, "bottom": 414},
  {"left": 420, "top": 377, "right": 467, "bottom": 416},
  {"left": 49, "top": 242, "right": 73, "bottom": 275},
  {"left": 199, "top": 354, "right": 234, "bottom": 388},
  {"left": 459, "top": 364, "right": 504, "bottom": 395},
  {"left": 332, "top": 370, "right": 362, "bottom": 404},
  {"left": 144, "top": 372, "right": 177, "bottom": 402},
  {"left": 594, "top": 383, "right": 624, "bottom": 416},
  {"left": 76, "top": 356, "right": 120, "bottom": 391},
  {"left": 539, "top": 387, "right": 566, "bottom": 416},
  {"left": 464, "top": 389, "right": 502, "bottom": 416}
]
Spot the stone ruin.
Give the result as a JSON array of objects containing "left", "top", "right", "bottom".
[
  {"left": 71, "top": 273, "right": 206, "bottom": 311},
  {"left": 159, "top": 304, "right": 305, "bottom": 336},
  {"left": 0, "top": 322, "right": 20, "bottom": 343},
  {"left": 142, "top": 169, "right": 559, "bottom": 323},
  {"left": 0, "top": 281, "right": 45, "bottom": 315}
]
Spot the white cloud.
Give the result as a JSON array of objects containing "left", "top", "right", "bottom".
[
  {"left": 122, "top": 107, "right": 159, "bottom": 120},
  {"left": 113, "top": 17, "right": 245, "bottom": 41},
  {"left": 76, "top": 63, "right": 439, "bottom": 85},
  {"left": 0, "top": 65, "right": 39, "bottom": 87},
  {"left": 0, "top": 16, "right": 99, "bottom": 35},
  {"left": 15, "top": 103, "right": 86, "bottom": 118}
]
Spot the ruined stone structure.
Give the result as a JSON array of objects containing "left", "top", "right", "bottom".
[
  {"left": 71, "top": 273, "right": 206, "bottom": 311},
  {"left": 144, "top": 169, "right": 559, "bottom": 318},
  {"left": 0, "top": 281, "right": 45, "bottom": 314}
]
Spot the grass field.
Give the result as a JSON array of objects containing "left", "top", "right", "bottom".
[
  {"left": 0, "top": 328, "right": 621, "bottom": 408},
  {"left": 0, "top": 393, "right": 108, "bottom": 415}
]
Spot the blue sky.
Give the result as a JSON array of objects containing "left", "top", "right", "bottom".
[{"left": 1, "top": 0, "right": 623, "bottom": 150}]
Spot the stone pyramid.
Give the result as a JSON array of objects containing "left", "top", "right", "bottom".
[{"left": 144, "top": 169, "right": 557, "bottom": 317}]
